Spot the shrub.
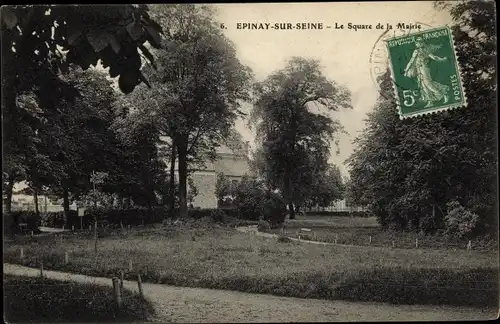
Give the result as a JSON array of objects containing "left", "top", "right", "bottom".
[
  {"left": 37, "top": 207, "right": 167, "bottom": 230},
  {"left": 444, "top": 201, "right": 480, "bottom": 239},
  {"left": 210, "top": 209, "right": 227, "bottom": 223},
  {"left": 231, "top": 176, "right": 287, "bottom": 223},
  {"left": 257, "top": 220, "right": 271, "bottom": 232},
  {"left": 6, "top": 211, "right": 41, "bottom": 234},
  {"left": 261, "top": 192, "right": 287, "bottom": 227},
  {"left": 232, "top": 176, "right": 266, "bottom": 220},
  {"left": 215, "top": 173, "right": 235, "bottom": 208},
  {"left": 4, "top": 275, "right": 154, "bottom": 322},
  {"left": 189, "top": 208, "right": 212, "bottom": 220},
  {"left": 277, "top": 235, "right": 292, "bottom": 243}
]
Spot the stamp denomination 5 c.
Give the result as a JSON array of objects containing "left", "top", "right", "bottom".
[{"left": 385, "top": 26, "right": 467, "bottom": 119}]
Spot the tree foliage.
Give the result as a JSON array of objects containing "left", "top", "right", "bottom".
[
  {"left": 347, "top": 0, "right": 497, "bottom": 235},
  {"left": 117, "top": 4, "right": 253, "bottom": 219},
  {"left": 1, "top": 5, "right": 163, "bottom": 94},
  {"left": 2, "top": 5, "right": 163, "bottom": 213},
  {"left": 295, "top": 164, "right": 346, "bottom": 209},
  {"left": 251, "top": 57, "right": 351, "bottom": 218}
]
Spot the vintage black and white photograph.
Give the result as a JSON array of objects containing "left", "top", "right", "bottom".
[{"left": 2, "top": 2, "right": 498, "bottom": 323}]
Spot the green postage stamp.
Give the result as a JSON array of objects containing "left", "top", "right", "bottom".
[{"left": 385, "top": 26, "right": 467, "bottom": 118}]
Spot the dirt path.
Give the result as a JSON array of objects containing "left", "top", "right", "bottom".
[
  {"left": 4, "top": 264, "right": 496, "bottom": 323},
  {"left": 236, "top": 225, "right": 351, "bottom": 246}
]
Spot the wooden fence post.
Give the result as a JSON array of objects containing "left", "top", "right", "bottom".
[
  {"left": 94, "top": 219, "right": 98, "bottom": 254},
  {"left": 128, "top": 260, "right": 133, "bottom": 272},
  {"left": 64, "top": 252, "right": 69, "bottom": 264},
  {"left": 137, "top": 273, "right": 143, "bottom": 296},
  {"left": 369, "top": 236, "right": 372, "bottom": 245},
  {"left": 40, "top": 262, "right": 44, "bottom": 277},
  {"left": 20, "top": 248, "right": 24, "bottom": 260},
  {"left": 120, "top": 271, "right": 124, "bottom": 290},
  {"left": 112, "top": 278, "right": 122, "bottom": 307},
  {"left": 415, "top": 238, "right": 419, "bottom": 248}
]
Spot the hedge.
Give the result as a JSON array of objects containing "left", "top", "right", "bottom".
[
  {"left": 7, "top": 204, "right": 284, "bottom": 231},
  {"left": 304, "top": 210, "right": 371, "bottom": 217},
  {"left": 8, "top": 207, "right": 169, "bottom": 230}
]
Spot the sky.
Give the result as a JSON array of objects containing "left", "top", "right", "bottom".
[{"left": 213, "top": 1, "right": 453, "bottom": 176}]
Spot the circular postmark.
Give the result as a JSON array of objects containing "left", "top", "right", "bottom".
[{"left": 369, "top": 22, "right": 434, "bottom": 100}]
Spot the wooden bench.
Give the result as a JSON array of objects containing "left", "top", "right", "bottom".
[{"left": 297, "top": 228, "right": 315, "bottom": 240}]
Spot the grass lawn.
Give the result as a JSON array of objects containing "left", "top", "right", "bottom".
[
  {"left": 287, "top": 215, "right": 380, "bottom": 228},
  {"left": 274, "top": 215, "right": 497, "bottom": 251},
  {"left": 3, "top": 221, "right": 498, "bottom": 309},
  {"left": 3, "top": 274, "right": 155, "bottom": 323}
]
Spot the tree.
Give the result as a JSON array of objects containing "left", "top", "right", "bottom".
[
  {"left": 295, "top": 164, "right": 345, "bottom": 211},
  {"left": 215, "top": 173, "right": 232, "bottom": 207},
  {"left": 118, "top": 4, "right": 253, "bottom": 219},
  {"left": 251, "top": 57, "right": 352, "bottom": 219},
  {"left": 347, "top": 0, "right": 496, "bottom": 234},
  {"left": 22, "top": 66, "right": 121, "bottom": 225},
  {"left": 111, "top": 110, "right": 169, "bottom": 210},
  {"left": 2, "top": 5, "right": 163, "bottom": 213}
]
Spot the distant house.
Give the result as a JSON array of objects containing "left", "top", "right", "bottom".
[
  {"left": 161, "top": 138, "right": 255, "bottom": 209},
  {"left": 305, "top": 199, "right": 366, "bottom": 213}
]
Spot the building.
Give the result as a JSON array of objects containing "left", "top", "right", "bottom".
[
  {"left": 161, "top": 138, "right": 255, "bottom": 209},
  {"left": 305, "top": 199, "right": 366, "bottom": 213}
]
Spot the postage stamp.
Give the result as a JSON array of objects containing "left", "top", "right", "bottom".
[
  {"left": 385, "top": 26, "right": 467, "bottom": 119},
  {"left": 369, "top": 22, "right": 433, "bottom": 100}
]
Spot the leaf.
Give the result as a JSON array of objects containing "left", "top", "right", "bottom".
[
  {"left": 109, "top": 64, "right": 121, "bottom": 78},
  {"left": 68, "top": 31, "right": 82, "bottom": 46},
  {"left": 58, "top": 60, "right": 69, "bottom": 74},
  {"left": 139, "top": 72, "right": 151, "bottom": 88},
  {"left": 118, "top": 71, "right": 139, "bottom": 94},
  {"left": 86, "top": 31, "right": 110, "bottom": 52},
  {"left": 144, "top": 25, "right": 162, "bottom": 48},
  {"left": 126, "top": 22, "right": 144, "bottom": 41},
  {"left": 107, "top": 34, "right": 121, "bottom": 54},
  {"left": 143, "top": 16, "right": 163, "bottom": 34},
  {"left": 138, "top": 45, "right": 155, "bottom": 66},
  {"left": 1, "top": 7, "right": 18, "bottom": 30}
]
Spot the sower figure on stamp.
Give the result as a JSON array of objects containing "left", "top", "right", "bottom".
[{"left": 404, "top": 37, "right": 449, "bottom": 108}]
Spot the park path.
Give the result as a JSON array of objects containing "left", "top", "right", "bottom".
[
  {"left": 236, "top": 225, "right": 343, "bottom": 246},
  {"left": 39, "top": 226, "right": 70, "bottom": 233},
  {"left": 3, "top": 263, "right": 496, "bottom": 323}
]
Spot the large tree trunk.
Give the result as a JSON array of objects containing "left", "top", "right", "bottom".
[
  {"left": 284, "top": 172, "right": 295, "bottom": 219},
  {"left": 33, "top": 188, "right": 39, "bottom": 217},
  {"left": 288, "top": 202, "right": 296, "bottom": 219},
  {"left": 5, "top": 174, "right": 15, "bottom": 213},
  {"left": 286, "top": 112, "right": 298, "bottom": 220},
  {"left": 177, "top": 140, "right": 188, "bottom": 220},
  {"left": 62, "top": 187, "right": 70, "bottom": 228},
  {"left": 168, "top": 141, "right": 177, "bottom": 218}
]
